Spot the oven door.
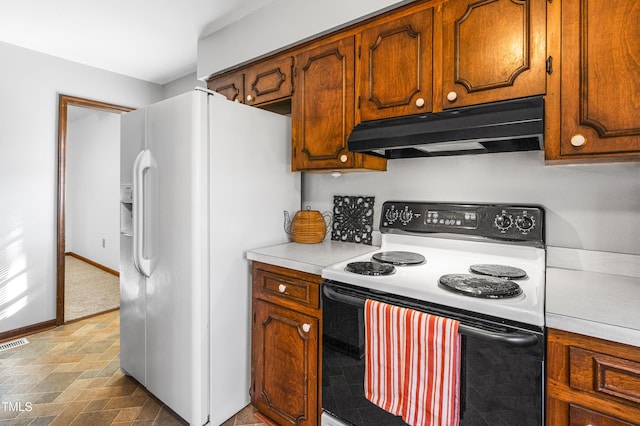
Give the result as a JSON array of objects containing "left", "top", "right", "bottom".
[{"left": 321, "top": 281, "right": 544, "bottom": 426}]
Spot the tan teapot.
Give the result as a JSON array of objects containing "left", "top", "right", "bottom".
[{"left": 284, "top": 207, "right": 332, "bottom": 244}]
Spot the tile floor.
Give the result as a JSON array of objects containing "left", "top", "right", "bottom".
[{"left": 0, "top": 310, "right": 267, "bottom": 426}]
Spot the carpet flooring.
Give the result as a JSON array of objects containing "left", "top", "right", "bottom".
[
  {"left": 64, "top": 256, "right": 120, "bottom": 323},
  {"left": 0, "top": 311, "right": 267, "bottom": 426}
]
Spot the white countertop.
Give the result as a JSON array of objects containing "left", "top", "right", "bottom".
[
  {"left": 246, "top": 240, "right": 380, "bottom": 275},
  {"left": 546, "top": 246, "right": 640, "bottom": 347},
  {"left": 247, "top": 242, "right": 640, "bottom": 347}
]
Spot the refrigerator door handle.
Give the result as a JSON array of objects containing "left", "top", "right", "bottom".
[{"left": 133, "top": 149, "right": 152, "bottom": 277}]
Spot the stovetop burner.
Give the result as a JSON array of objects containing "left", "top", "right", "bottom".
[
  {"left": 438, "top": 274, "right": 523, "bottom": 299},
  {"left": 345, "top": 261, "right": 396, "bottom": 276},
  {"left": 371, "top": 251, "right": 426, "bottom": 266},
  {"left": 469, "top": 264, "right": 527, "bottom": 279}
]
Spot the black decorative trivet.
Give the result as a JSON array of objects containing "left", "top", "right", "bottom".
[{"left": 331, "top": 195, "right": 375, "bottom": 245}]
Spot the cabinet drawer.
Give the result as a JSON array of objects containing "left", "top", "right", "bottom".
[
  {"left": 570, "top": 346, "right": 640, "bottom": 405},
  {"left": 253, "top": 266, "right": 320, "bottom": 310},
  {"left": 569, "top": 404, "right": 635, "bottom": 426}
]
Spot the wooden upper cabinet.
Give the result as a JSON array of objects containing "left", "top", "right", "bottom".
[
  {"left": 244, "top": 55, "right": 294, "bottom": 106},
  {"left": 441, "top": 0, "right": 546, "bottom": 109},
  {"left": 208, "top": 71, "right": 244, "bottom": 103},
  {"left": 207, "top": 55, "right": 293, "bottom": 106},
  {"left": 554, "top": 0, "right": 640, "bottom": 160},
  {"left": 359, "top": 8, "right": 434, "bottom": 121},
  {"left": 292, "top": 36, "right": 386, "bottom": 172}
]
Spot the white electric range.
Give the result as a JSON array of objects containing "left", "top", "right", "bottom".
[{"left": 320, "top": 201, "right": 546, "bottom": 426}]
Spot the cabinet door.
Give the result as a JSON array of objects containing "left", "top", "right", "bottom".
[
  {"left": 292, "top": 36, "right": 357, "bottom": 171},
  {"left": 442, "top": 0, "right": 546, "bottom": 108},
  {"left": 244, "top": 56, "right": 294, "bottom": 106},
  {"left": 292, "top": 36, "right": 386, "bottom": 172},
  {"left": 252, "top": 300, "right": 318, "bottom": 426},
  {"left": 207, "top": 71, "right": 245, "bottom": 103},
  {"left": 557, "top": 0, "right": 640, "bottom": 158},
  {"left": 359, "top": 8, "right": 433, "bottom": 121}
]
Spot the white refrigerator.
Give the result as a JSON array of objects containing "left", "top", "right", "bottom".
[{"left": 119, "top": 89, "right": 301, "bottom": 425}]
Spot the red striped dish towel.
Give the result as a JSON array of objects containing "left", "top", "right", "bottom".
[
  {"left": 364, "top": 299, "right": 407, "bottom": 416},
  {"left": 364, "top": 299, "right": 462, "bottom": 426}
]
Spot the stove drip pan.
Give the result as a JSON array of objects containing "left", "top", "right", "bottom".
[
  {"left": 469, "top": 264, "right": 527, "bottom": 279},
  {"left": 438, "top": 274, "right": 523, "bottom": 299},
  {"left": 345, "top": 261, "right": 396, "bottom": 276},
  {"left": 371, "top": 251, "right": 426, "bottom": 266}
]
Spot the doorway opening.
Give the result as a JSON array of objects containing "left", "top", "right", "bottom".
[{"left": 56, "top": 95, "right": 133, "bottom": 325}]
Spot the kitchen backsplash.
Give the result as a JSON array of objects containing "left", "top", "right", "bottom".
[{"left": 302, "top": 151, "right": 640, "bottom": 255}]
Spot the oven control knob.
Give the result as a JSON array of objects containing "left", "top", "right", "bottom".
[
  {"left": 516, "top": 215, "right": 535, "bottom": 232},
  {"left": 494, "top": 214, "right": 513, "bottom": 231},
  {"left": 399, "top": 207, "right": 414, "bottom": 225},
  {"left": 385, "top": 207, "right": 400, "bottom": 224}
]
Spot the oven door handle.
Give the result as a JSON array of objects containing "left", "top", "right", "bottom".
[{"left": 322, "top": 284, "right": 540, "bottom": 348}]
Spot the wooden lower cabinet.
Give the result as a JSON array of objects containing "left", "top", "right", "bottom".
[
  {"left": 251, "top": 262, "right": 322, "bottom": 426},
  {"left": 546, "top": 329, "right": 640, "bottom": 425}
]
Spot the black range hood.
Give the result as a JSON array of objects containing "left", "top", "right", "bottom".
[{"left": 348, "top": 96, "right": 544, "bottom": 158}]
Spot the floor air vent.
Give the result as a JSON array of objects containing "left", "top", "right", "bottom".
[{"left": 0, "top": 337, "right": 29, "bottom": 352}]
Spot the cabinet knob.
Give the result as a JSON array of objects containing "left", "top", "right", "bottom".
[
  {"left": 302, "top": 323, "right": 311, "bottom": 333},
  {"left": 246, "top": 95, "right": 253, "bottom": 102},
  {"left": 570, "top": 134, "right": 586, "bottom": 147},
  {"left": 278, "top": 284, "right": 286, "bottom": 293},
  {"left": 340, "top": 154, "right": 348, "bottom": 163},
  {"left": 446, "top": 91, "right": 458, "bottom": 102},
  {"left": 415, "top": 97, "right": 425, "bottom": 108}
]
